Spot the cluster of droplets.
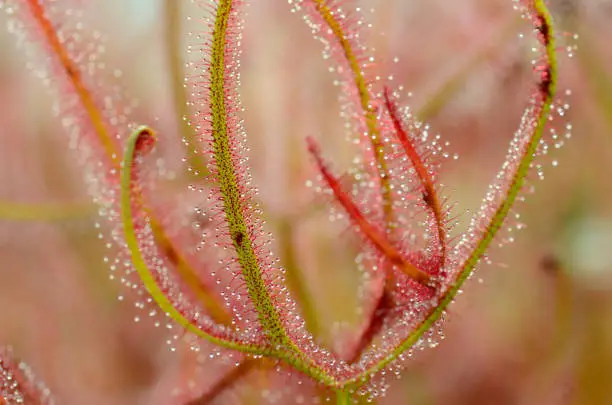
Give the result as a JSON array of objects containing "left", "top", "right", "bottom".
[{"left": 0, "top": 347, "right": 55, "bottom": 405}]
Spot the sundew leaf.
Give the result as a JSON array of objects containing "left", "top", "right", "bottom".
[
  {"left": 186, "top": 0, "right": 286, "bottom": 342},
  {"left": 339, "top": 0, "right": 564, "bottom": 396},
  {"left": 186, "top": 0, "right": 294, "bottom": 351}
]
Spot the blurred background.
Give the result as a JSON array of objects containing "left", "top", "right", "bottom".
[{"left": 0, "top": 0, "right": 611, "bottom": 404}]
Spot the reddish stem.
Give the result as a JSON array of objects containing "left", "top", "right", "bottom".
[
  {"left": 25, "top": 0, "right": 117, "bottom": 163},
  {"left": 383, "top": 87, "right": 447, "bottom": 268},
  {"left": 347, "top": 289, "right": 395, "bottom": 363},
  {"left": 307, "top": 137, "right": 432, "bottom": 287}
]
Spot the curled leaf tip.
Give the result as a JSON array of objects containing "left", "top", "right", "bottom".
[
  {"left": 132, "top": 125, "right": 157, "bottom": 157},
  {"left": 120, "top": 125, "right": 266, "bottom": 353}
]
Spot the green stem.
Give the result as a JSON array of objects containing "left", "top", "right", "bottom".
[
  {"left": 209, "top": 0, "right": 289, "bottom": 346},
  {"left": 206, "top": 0, "right": 340, "bottom": 386}
]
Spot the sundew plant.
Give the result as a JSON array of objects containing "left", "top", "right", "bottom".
[{"left": 0, "top": 0, "right": 573, "bottom": 404}]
